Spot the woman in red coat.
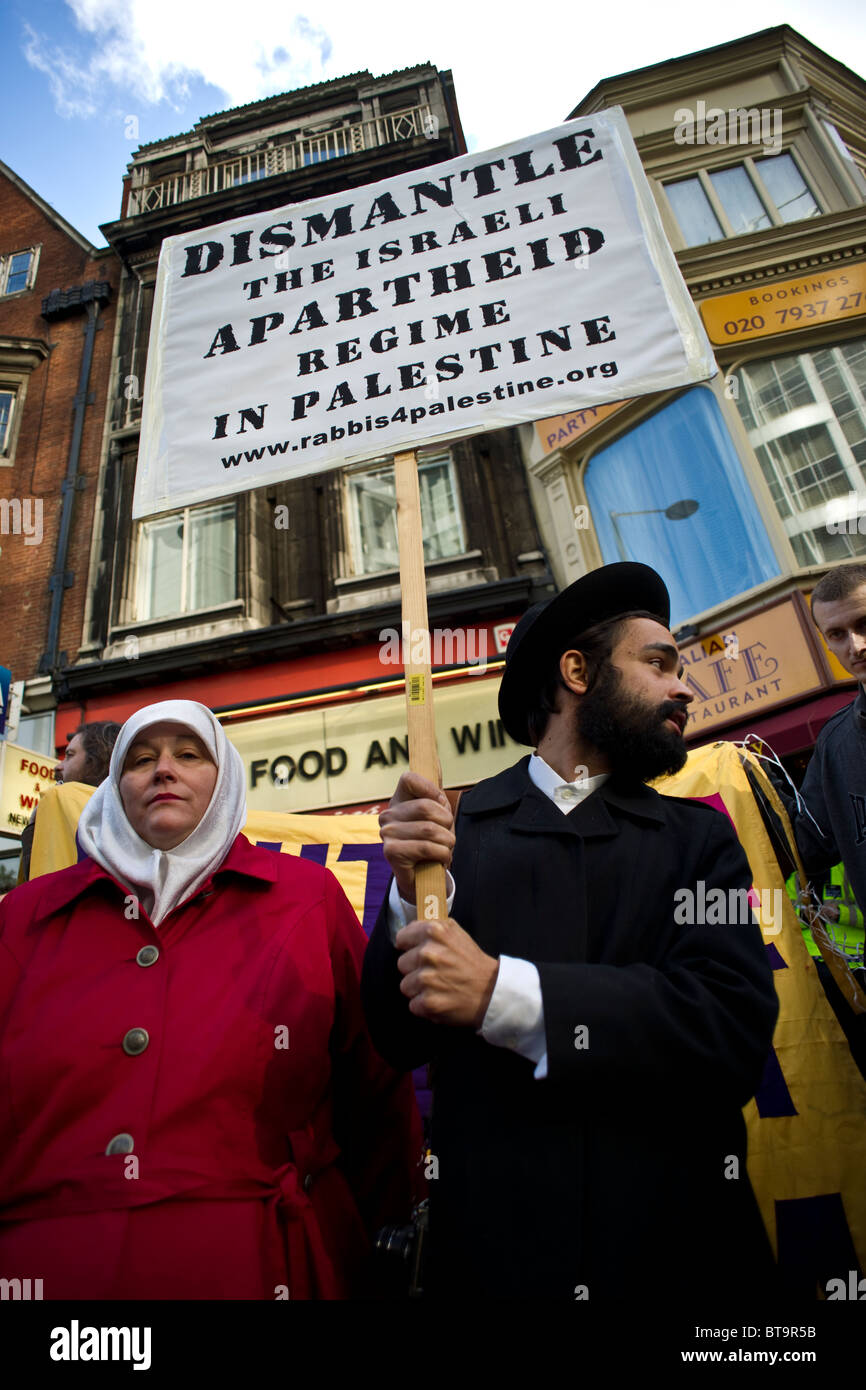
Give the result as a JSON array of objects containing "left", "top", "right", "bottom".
[{"left": 0, "top": 700, "right": 420, "bottom": 1299}]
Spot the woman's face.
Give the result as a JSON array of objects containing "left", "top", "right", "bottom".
[{"left": 119, "top": 722, "right": 218, "bottom": 849}]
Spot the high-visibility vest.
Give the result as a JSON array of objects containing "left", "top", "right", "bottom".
[{"left": 786, "top": 862, "right": 865, "bottom": 965}]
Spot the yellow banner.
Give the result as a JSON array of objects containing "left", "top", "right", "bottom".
[
  {"left": 656, "top": 741, "right": 866, "bottom": 1279},
  {"left": 28, "top": 782, "right": 384, "bottom": 931},
  {"left": 700, "top": 260, "right": 866, "bottom": 346},
  {"left": 25, "top": 745, "right": 866, "bottom": 1285}
]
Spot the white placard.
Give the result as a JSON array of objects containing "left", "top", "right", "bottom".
[{"left": 133, "top": 108, "right": 716, "bottom": 518}]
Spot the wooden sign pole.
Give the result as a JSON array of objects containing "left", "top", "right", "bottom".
[{"left": 394, "top": 449, "right": 448, "bottom": 921}]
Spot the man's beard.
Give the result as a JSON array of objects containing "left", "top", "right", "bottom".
[{"left": 576, "top": 661, "right": 689, "bottom": 783}]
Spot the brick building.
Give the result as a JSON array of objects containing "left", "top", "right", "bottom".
[{"left": 0, "top": 161, "right": 119, "bottom": 878}]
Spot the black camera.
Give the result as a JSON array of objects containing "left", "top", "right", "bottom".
[{"left": 374, "top": 1198, "right": 429, "bottom": 1297}]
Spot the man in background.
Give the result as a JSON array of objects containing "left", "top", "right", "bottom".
[
  {"left": 767, "top": 563, "right": 866, "bottom": 1072},
  {"left": 17, "top": 721, "right": 121, "bottom": 882},
  {"left": 779, "top": 564, "right": 866, "bottom": 918},
  {"left": 57, "top": 722, "right": 122, "bottom": 789}
]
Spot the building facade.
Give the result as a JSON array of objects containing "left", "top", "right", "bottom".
[
  {"left": 59, "top": 66, "right": 551, "bottom": 812},
  {"left": 0, "top": 161, "right": 118, "bottom": 880},
  {"left": 525, "top": 25, "right": 866, "bottom": 767}
]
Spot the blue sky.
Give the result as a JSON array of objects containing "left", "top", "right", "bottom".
[{"left": 3, "top": 0, "right": 866, "bottom": 248}]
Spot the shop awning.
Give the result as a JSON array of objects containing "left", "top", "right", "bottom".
[{"left": 693, "top": 688, "right": 857, "bottom": 758}]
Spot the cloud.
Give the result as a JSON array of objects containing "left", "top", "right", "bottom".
[{"left": 23, "top": 0, "right": 334, "bottom": 119}]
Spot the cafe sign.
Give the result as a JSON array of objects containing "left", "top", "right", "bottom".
[{"left": 680, "top": 598, "right": 823, "bottom": 735}]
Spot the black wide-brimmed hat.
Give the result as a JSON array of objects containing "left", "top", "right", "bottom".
[{"left": 498, "top": 562, "right": 671, "bottom": 745}]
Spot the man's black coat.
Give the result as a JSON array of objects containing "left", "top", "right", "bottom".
[{"left": 362, "top": 756, "right": 780, "bottom": 1301}]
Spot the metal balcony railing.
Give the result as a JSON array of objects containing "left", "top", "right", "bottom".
[{"left": 128, "top": 104, "right": 436, "bottom": 215}]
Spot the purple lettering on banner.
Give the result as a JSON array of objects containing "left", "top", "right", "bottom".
[
  {"left": 337, "top": 842, "right": 390, "bottom": 934},
  {"left": 754, "top": 1046, "right": 797, "bottom": 1118},
  {"left": 765, "top": 942, "right": 788, "bottom": 971},
  {"left": 299, "top": 843, "right": 329, "bottom": 867},
  {"left": 775, "top": 1193, "right": 859, "bottom": 1300}
]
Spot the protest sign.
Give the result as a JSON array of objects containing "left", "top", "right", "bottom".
[{"left": 133, "top": 107, "right": 715, "bottom": 518}]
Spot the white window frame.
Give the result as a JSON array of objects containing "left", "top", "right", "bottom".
[
  {"left": 134, "top": 500, "right": 238, "bottom": 620},
  {"left": 733, "top": 339, "right": 866, "bottom": 567},
  {"left": 663, "top": 150, "right": 824, "bottom": 246},
  {"left": 0, "top": 246, "right": 40, "bottom": 297},
  {"left": 345, "top": 449, "right": 466, "bottom": 576},
  {"left": 0, "top": 387, "right": 17, "bottom": 458}
]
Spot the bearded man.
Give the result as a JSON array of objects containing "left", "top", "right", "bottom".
[{"left": 362, "top": 562, "right": 778, "bottom": 1302}]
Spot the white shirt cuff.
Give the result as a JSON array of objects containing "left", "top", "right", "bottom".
[
  {"left": 386, "top": 872, "right": 456, "bottom": 943},
  {"left": 478, "top": 955, "right": 548, "bottom": 1077}
]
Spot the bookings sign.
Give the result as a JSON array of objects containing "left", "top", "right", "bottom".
[
  {"left": 227, "top": 675, "right": 518, "bottom": 811},
  {"left": 700, "top": 260, "right": 866, "bottom": 347},
  {"left": 680, "top": 599, "right": 822, "bottom": 734},
  {"left": 134, "top": 110, "right": 715, "bottom": 516}
]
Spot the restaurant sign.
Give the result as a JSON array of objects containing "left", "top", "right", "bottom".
[
  {"left": 226, "top": 673, "right": 517, "bottom": 811},
  {"left": 680, "top": 599, "right": 823, "bottom": 735}
]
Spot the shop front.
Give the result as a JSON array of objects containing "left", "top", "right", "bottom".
[
  {"left": 55, "top": 620, "right": 520, "bottom": 813},
  {"left": 679, "top": 592, "right": 856, "bottom": 758}
]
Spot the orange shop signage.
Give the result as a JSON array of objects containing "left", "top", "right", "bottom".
[
  {"left": 534, "top": 399, "right": 629, "bottom": 453},
  {"left": 679, "top": 599, "right": 822, "bottom": 733},
  {"left": 700, "top": 261, "right": 866, "bottom": 347}
]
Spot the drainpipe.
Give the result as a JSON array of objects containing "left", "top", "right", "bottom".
[{"left": 38, "top": 280, "right": 112, "bottom": 680}]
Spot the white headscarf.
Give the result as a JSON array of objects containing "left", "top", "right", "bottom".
[{"left": 77, "top": 700, "right": 247, "bottom": 926}]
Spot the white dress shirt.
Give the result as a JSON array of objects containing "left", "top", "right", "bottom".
[{"left": 386, "top": 755, "right": 609, "bottom": 1079}]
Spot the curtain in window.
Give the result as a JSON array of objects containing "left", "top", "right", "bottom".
[
  {"left": 138, "top": 515, "right": 184, "bottom": 620},
  {"left": 665, "top": 179, "right": 723, "bottom": 246},
  {"left": 584, "top": 388, "right": 779, "bottom": 625},
  {"left": 419, "top": 460, "right": 463, "bottom": 561},
  {"left": 754, "top": 154, "right": 818, "bottom": 223},
  {"left": 0, "top": 392, "right": 14, "bottom": 452},
  {"left": 187, "top": 503, "right": 236, "bottom": 611},
  {"left": 350, "top": 455, "right": 464, "bottom": 573},
  {"left": 707, "top": 167, "right": 771, "bottom": 234},
  {"left": 352, "top": 471, "right": 400, "bottom": 570},
  {"left": 5, "top": 252, "right": 32, "bottom": 294}
]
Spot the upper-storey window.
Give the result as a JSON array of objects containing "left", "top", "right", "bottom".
[
  {"left": 135, "top": 501, "right": 237, "bottom": 620},
  {"left": 0, "top": 248, "right": 38, "bottom": 296},
  {"left": 347, "top": 451, "right": 464, "bottom": 574},
  {"left": 664, "top": 153, "right": 821, "bottom": 247},
  {"left": 0, "top": 390, "right": 15, "bottom": 455},
  {"left": 302, "top": 125, "right": 350, "bottom": 166},
  {"left": 732, "top": 338, "right": 866, "bottom": 567}
]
